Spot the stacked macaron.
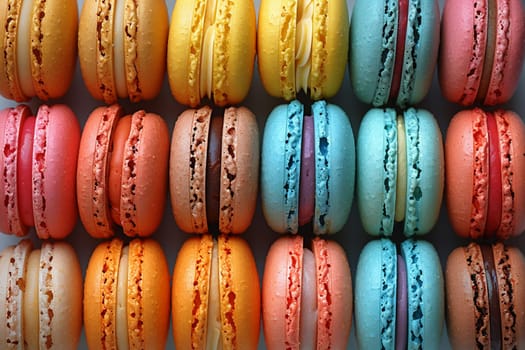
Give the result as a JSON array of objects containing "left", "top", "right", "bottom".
[{"left": 257, "top": 1, "right": 355, "bottom": 348}]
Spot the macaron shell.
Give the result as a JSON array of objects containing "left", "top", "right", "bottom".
[
  {"left": 0, "top": 0, "right": 25, "bottom": 101},
  {"left": 119, "top": 111, "right": 169, "bottom": 237},
  {"left": 0, "top": 245, "right": 15, "bottom": 348},
  {"left": 127, "top": 239, "right": 170, "bottom": 350},
  {"left": 261, "top": 102, "right": 304, "bottom": 233},
  {"left": 217, "top": 235, "right": 260, "bottom": 348},
  {"left": 77, "top": 104, "right": 122, "bottom": 238},
  {"left": 168, "top": 0, "right": 256, "bottom": 107},
  {"left": 312, "top": 238, "right": 352, "bottom": 349},
  {"left": 219, "top": 106, "right": 259, "bottom": 234},
  {"left": 312, "top": 101, "right": 355, "bottom": 234},
  {"left": 32, "top": 105, "right": 80, "bottom": 239},
  {"left": 170, "top": 106, "right": 212, "bottom": 233}
]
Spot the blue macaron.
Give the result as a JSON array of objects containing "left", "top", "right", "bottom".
[
  {"left": 261, "top": 100, "right": 355, "bottom": 234},
  {"left": 354, "top": 238, "right": 444, "bottom": 350},
  {"left": 349, "top": 0, "right": 440, "bottom": 107},
  {"left": 357, "top": 107, "right": 444, "bottom": 236}
]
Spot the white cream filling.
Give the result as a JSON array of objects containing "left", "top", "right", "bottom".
[
  {"left": 395, "top": 116, "right": 407, "bottom": 222},
  {"left": 116, "top": 246, "right": 129, "bottom": 350},
  {"left": 17, "top": 0, "right": 35, "bottom": 97},
  {"left": 295, "top": 0, "right": 313, "bottom": 93},
  {"left": 114, "top": 0, "right": 128, "bottom": 98},
  {"left": 206, "top": 242, "right": 222, "bottom": 350}
]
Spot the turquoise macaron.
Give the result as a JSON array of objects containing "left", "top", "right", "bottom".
[
  {"left": 349, "top": 0, "right": 440, "bottom": 107},
  {"left": 354, "top": 239, "right": 444, "bottom": 350},
  {"left": 356, "top": 108, "right": 444, "bottom": 236},
  {"left": 261, "top": 100, "right": 355, "bottom": 234}
]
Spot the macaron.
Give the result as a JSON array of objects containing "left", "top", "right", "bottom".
[
  {"left": 172, "top": 234, "right": 260, "bottom": 349},
  {"left": 439, "top": 0, "right": 525, "bottom": 106},
  {"left": 78, "top": 0, "right": 168, "bottom": 103},
  {"left": 261, "top": 100, "right": 355, "bottom": 235},
  {"left": 446, "top": 108, "right": 525, "bottom": 240},
  {"left": 262, "top": 235, "right": 352, "bottom": 349},
  {"left": 0, "top": 239, "right": 83, "bottom": 349},
  {"left": 0, "top": 0, "right": 78, "bottom": 101},
  {"left": 357, "top": 107, "right": 444, "bottom": 236},
  {"left": 84, "top": 238, "right": 171, "bottom": 350},
  {"left": 170, "top": 105, "right": 259, "bottom": 234},
  {"left": 167, "top": 0, "right": 256, "bottom": 107},
  {"left": 257, "top": 0, "right": 349, "bottom": 101},
  {"left": 446, "top": 242, "right": 525, "bottom": 349},
  {"left": 77, "top": 104, "right": 169, "bottom": 238},
  {"left": 354, "top": 239, "right": 444, "bottom": 350},
  {"left": 349, "top": 0, "right": 440, "bottom": 107},
  {"left": 0, "top": 104, "right": 80, "bottom": 239}
]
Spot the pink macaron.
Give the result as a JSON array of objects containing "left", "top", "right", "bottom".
[
  {"left": 439, "top": 0, "right": 525, "bottom": 105},
  {"left": 0, "top": 104, "right": 80, "bottom": 239}
]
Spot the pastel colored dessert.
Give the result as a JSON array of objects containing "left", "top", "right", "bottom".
[
  {"left": 0, "top": 104, "right": 80, "bottom": 239},
  {"left": 172, "top": 234, "right": 260, "bottom": 349},
  {"left": 357, "top": 108, "right": 444, "bottom": 236},
  {"left": 354, "top": 239, "right": 444, "bottom": 350},
  {"left": 84, "top": 238, "right": 171, "bottom": 350},
  {"left": 349, "top": 0, "right": 440, "bottom": 107},
  {"left": 446, "top": 108, "right": 525, "bottom": 240},
  {"left": 0, "top": 239, "right": 82, "bottom": 349},
  {"left": 262, "top": 235, "right": 352, "bottom": 349},
  {"left": 167, "top": 0, "right": 256, "bottom": 107},
  {"left": 0, "top": 0, "right": 78, "bottom": 101},
  {"left": 446, "top": 242, "right": 525, "bottom": 349},
  {"left": 78, "top": 0, "right": 168, "bottom": 103},
  {"left": 257, "top": 0, "right": 349, "bottom": 101},
  {"left": 439, "top": 0, "right": 525, "bottom": 106},
  {"left": 170, "top": 105, "right": 259, "bottom": 234},
  {"left": 77, "top": 104, "right": 169, "bottom": 238},
  {"left": 261, "top": 100, "right": 355, "bottom": 234}
]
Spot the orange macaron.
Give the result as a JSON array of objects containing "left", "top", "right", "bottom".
[
  {"left": 77, "top": 104, "right": 169, "bottom": 238},
  {"left": 84, "top": 238, "right": 171, "bottom": 350}
]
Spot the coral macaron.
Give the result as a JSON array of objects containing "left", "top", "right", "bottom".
[
  {"left": 0, "top": 104, "right": 80, "bottom": 239},
  {"left": 439, "top": 0, "right": 525, "bottom": 106},
  {"left": 78, "top": 0, "right": 168, "bottom": 103},
  {"left": 0, "top": 0, "right": 78, "bottom": 101},
  {"left": 84, "top": 238, "right": 171, "bottom": 350},
  {"left": 170, "top": 105, "right": 259, "bottom": 234},
  {"left": 172, "top": 234, "right": 260, "bottom": 349},
  {"left": 257, "top": 0, "right": 349, "bottom": 101},
  {"left": 262, "top": 235, "right": 352, "bottom": 349},
  {"left": 446, "top": 108, "right": 525, "bottom": 240},
  {"left": 167, "top": 0, "right": 256, "bottom": 107},
  {"left": 77, "top": 104, "right": 169, "bottom": 238}
]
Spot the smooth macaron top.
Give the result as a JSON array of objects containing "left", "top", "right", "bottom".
[
  {"left": 446, "top": 242, "right": 525, "bottom": 349},
  {"left": 79, "top": 0, "right": 168, "bottom": 103},
  {"left": 0, "top": 239, "right": 83, "bottom": 350},
  {"left": 84, "top": 238, "right": 171, "bottom": 350},
  {"left": 350, "top": 0, "right": 440, "bottom": 107},
  {"left": 354, "top": 239, "right": 444, "bottom": 350},
  {"left": 258, "top": 0, "right": 349, "bottom": 101},
  {"left": 170, "top": 105, "right": 259, "bottom": 234},
  {"left": 439, "top": 0, "right": 525, "bottom": 106},
  {"left": 262, "top": 235, "right": 352, "bottom": 350},
  {"left": 357, "top": 107, "right": 444, "bottom": 236},
  {"left": 0, "top": 104, "right": 80, "bottom": 239},
  {"left": 446, "top": 108, "right": 525, "bottom": 240},
  {"left": 261, "top": 100, "right": 355, "bottom": 234},
  {"left": 77, "top": 104, "right": 170, "bottom": 238},
  {"left": 0, "top": 0, "right": 78, "bottom": 101},
  {"left": 172, "top": 234, "right": 260, "bottom": 349},
  {"left": 168, "top": 0, "right": 256, "bottom": 107}
]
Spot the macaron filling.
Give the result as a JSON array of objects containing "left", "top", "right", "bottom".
[
  {"left": 395, "top": 115, "right": 407, "bottom": 222},
  {"left": 200, "top": 0, "right": 217, "bottom": 101},
  {"left": 206, "top": 114, "right": 223, "bottom": 230},
  {"left": 476, "top": 0, "right": 497, "bottom": 103},
  {"left": 486, "top": 112, "right": 502, "bottom": 237},
  {"left": 16, "top": 0, "right": 35, "bottom": 98},
  {"left": 295, "top": 0, "right": 313, "bottom": 94},
  {"left": 298, "top": 115, "right": 315, "bottom": 227},
  {"left": 480, "top": 244, "right": 502, "bottom": 350},
  {"left": 388, "top": 0, "right": 409, "bottom": 103},
  {"left": 17, "top": 116, "right": 35, "bottom": 228},
  {"left": 395, "top": 255, "right": 408, "bottom": 350}
]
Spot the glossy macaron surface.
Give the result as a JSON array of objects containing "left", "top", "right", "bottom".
[
  {"left": 257, "top": 0, "right": 349, "bottom": 101},
  {"left": 446, "top": 108, "right": 525, "bottom": 240},
  {"left": 261, "top": 100, "right": 355, "bottom": 234}
]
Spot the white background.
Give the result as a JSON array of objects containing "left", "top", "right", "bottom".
[{"left": 1, "top": 0, "right": 525, "bottom": 348}]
